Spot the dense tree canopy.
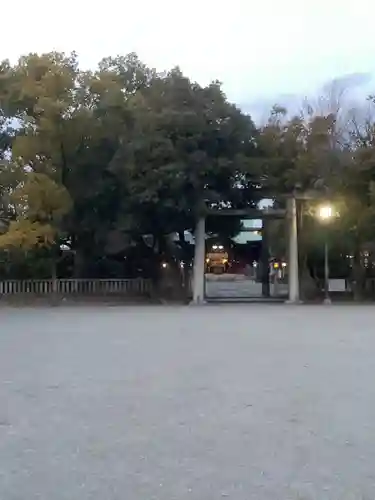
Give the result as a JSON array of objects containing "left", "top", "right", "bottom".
[{"left": 1, "top": 50, "right": 375, "bottom": 297}]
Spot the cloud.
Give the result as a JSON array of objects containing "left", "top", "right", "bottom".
[
  {"left": 327, "top": 72, "right": 373, "bottom": 91},
  {"left": 239, "top": 73, "right": 375, "bottom": 123},
  {"left": 240, "top": 94, "right": 301, "bottom": 123}
]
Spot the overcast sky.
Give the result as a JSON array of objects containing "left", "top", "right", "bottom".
[{"left": 3, "top": 0, "right": 375, "bottom": 118}]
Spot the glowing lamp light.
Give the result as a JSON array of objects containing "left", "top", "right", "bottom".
[{"left": 319, "top": 205, "right": 333, "bottom": 220}]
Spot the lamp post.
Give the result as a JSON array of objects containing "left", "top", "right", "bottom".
[{"left": 318, "top": 205, "right": 333, "bottom": 305}]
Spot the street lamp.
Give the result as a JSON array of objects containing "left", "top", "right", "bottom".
[
  {"left": 318, "top": 204, "right": 335, "bottom": 304},
  {"left": 319, "top": 205, "right": 333, "bottom": 220}
]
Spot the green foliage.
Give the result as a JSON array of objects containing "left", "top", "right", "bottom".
[
  {"left": 1, "top": 49, "right": 375, "bottom": 287},
  {"left": 0, "top": 219, "right": 55, "bottom": 250},
  {"left": 110, "top": 70, "right": 259, "bottom": 239},
  {"left": 259, "top": 111, "right": 343, "bottom": 195},
  {"left": 0, "top": 169, "right": 71, "bottom": 250},
  {"left": 12, "top": 172, "right": 72, "bottom": 223}
]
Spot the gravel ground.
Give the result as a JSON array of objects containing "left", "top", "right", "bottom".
[{"left": 1, "top": 305, "right": 375, "bottom": 499}]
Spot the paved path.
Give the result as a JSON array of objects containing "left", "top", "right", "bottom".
[
  {"left": 205, "top": 277, "right": 288, "bottom": 298},
  {"left": 1, "top": 305, "right": 375, "bottom": 499}
]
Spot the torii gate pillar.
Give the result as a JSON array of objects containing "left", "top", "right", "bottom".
[
  {"left": 286, "top": 197, "right": 301, "bottom": 303},
  {"left": 192, "top": 216, "right": 206, "bottom": 304}
]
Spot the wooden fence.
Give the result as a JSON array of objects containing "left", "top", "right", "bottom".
[{"left": 0, "top": 279, "right": 152, "bottom": 296}]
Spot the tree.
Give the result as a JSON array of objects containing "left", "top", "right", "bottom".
[
  {"left": 0, "top": 52, "right": 157, "bottom": 277},
  {"left": 0, "top": 169, "right": 72, "bottom": 282},
  {"left": 258, "top": 105, "right": 350, "bottom": 297},
  {"left": 110, "top": 70, "right": 259, "bottom": 259},
  {"left": 330, "top": 104, "right": 375, "bottom": 298},
  {"left": 105, "top": 68, "right": 261, "bottom": 293},
  {"left": 5, "top": 48, "right": 375, "bottom": 303}
]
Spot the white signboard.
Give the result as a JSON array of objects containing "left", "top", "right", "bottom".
[{"left": 329, "top": 279, "right": 346, "bottom": 292}]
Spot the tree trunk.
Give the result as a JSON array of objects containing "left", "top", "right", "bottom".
[
  {"left": 297, "top": 201, "right": 318, "bottom": 300},
  {"left": 351, "top": 248, "right": 365, "bottom": 301},
  {"left": 73, "top": 248, "right": 86, "bottom": 279},
  {"left": 261, "top": 220, "right": 270, "bottom": 297},
  {"left": 178, "top": 231, "right": 191, "bottom": 299},
  {"left": 152, "top": 233, "right": 186, "bottom": 302},
  {"left": 50, "top": 250, "right": 58, "bottom": 305},
  {"left": 299, "top": 256, "right": 318, "bottom": 300}
]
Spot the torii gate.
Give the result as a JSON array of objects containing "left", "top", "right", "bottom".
[{"left": 191, "top": 197, "right": 300, "bottom": 304}]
